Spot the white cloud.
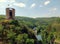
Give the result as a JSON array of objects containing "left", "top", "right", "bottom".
[
  {"left": 0, "top": 0, "right": 16, "bottom": 8},
  {"left": 8, "top": 0, "right": 15, "bottom": 3},
  {"left": 0, "top": 0, "right": 6, "bottom": 2},
  {"left": 0, "top": 3, "right": 7, "bottom": 8},
  {"left": 49, "top": 8, "right": 57, "bottom": 13},
  {"left": 13, "top": 3, "right": 26, "bottom": 8},
  {"left": 50, "top": 8, "right": 57, "bottom": 11},
  {"left": 30, "top": 3, "right": 36, "bottom": 8},
  {"left": 52, "top": 8, "right": 57, "bottom": 11},
  {"left": 44, "top": 1, "right": 50, "bottom": 5},
  {"left": 0, "top": 0, "right": 16, "bottom": 3}
]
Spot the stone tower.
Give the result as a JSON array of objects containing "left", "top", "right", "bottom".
[{"left": 6, "top": 8, "right": 15, "bottom": 20}]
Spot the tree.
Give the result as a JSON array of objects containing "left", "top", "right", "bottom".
[
  {"left": 26, "top": 39, "right": 34, "bottom": 44},
  {"left": 7, "top": 29, "right": 16, "bottom": 44},
  {"left": 15, "top": 34, "right": 28, "bottom": 44},
  {"left": 41, "top": 30, "right": 49, "bottom": 44}
]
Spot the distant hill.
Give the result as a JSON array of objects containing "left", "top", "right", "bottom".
[{"left": 0, "top": 15, "right": 60, "bottom": 25}]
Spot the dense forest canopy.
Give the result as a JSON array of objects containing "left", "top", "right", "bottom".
[{"left": 0, "top": 15, "right": 60, "bottom": 44}]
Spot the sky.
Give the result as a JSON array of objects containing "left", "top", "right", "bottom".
[{"left": 0, "top": 0, "right": 60, "bottom": 18}]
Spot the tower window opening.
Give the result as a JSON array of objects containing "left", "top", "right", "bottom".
[{"left": 10, "top": 10, "right": 12, "bottom": 17}]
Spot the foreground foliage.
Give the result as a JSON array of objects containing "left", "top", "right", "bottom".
[{"left": 0, "top": 15, "right": 60, "bottom": 44}]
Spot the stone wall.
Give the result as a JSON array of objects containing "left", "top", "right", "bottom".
[{"left": 6, "top": 8, "right": 15, "bottom": 20}]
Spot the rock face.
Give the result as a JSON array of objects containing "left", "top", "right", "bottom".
[{"left": 6, "top": 8, "right": 15, "bottom": 20}]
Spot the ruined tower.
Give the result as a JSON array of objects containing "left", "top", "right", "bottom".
[{"left": 6, "top": 8, "right": 15, "bottom": 20}]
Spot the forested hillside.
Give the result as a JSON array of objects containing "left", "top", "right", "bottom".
[{"left": 0, "top": 15, "right": 60, "bottom": 44}]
